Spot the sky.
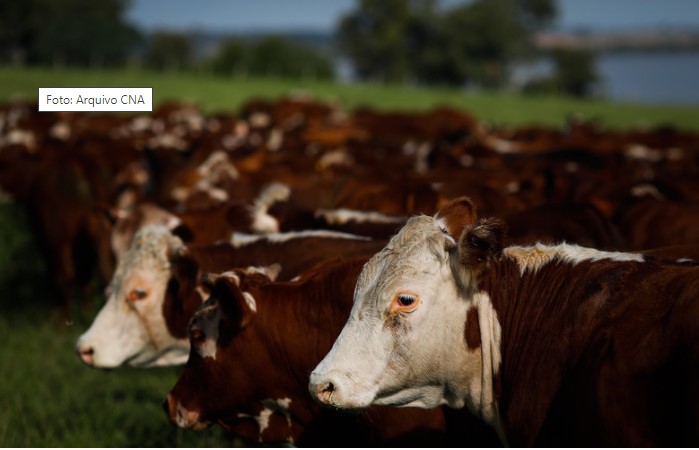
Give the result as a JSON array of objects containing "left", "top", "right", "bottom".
[{"left": 126, "top": 0, "right": 699, "bottom": 33}]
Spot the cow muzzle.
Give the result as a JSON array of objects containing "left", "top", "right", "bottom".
[
  {"left": 309, "top": 370, "right": 375, "bottom": 410},
  {"left": 164, "top": 393, "right": 210, "bottom": 431}
]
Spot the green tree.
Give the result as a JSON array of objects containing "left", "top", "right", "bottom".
[
  {"left": 337, "top": 0, "right": 437, "bottom": 83},
  {"left": 336, "top": 0, "right": 557, "bottom": 88},
  {"left": 0, "top": 0, "right": 35, "bottom": 64},
  {"left": 143, "top": 31, "right": 192, "bottom": 72},
  {"left": 246, "top": 37, "right": 334, "bottom": 80},
  {"left": 550, "top": 48, "right": 599, "bottom": 97},
  {"left": 208, "top": 38, "right": 250, "bottom": 76},
  {"left": 20, "top": 0, "right": 141, "bottom": 67}
]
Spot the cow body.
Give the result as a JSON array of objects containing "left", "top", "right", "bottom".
[
  {"left": 310, "top": 197, "right": 699, "bottom": 446},
  {"left": 166, "top": 257, "right": 499, "bottom": 446}
]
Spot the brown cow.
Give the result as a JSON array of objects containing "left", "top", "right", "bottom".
[
  {"left": 311, "top": 197, "right": 699, "bottom": 446},
  {"left": 166, "top": 257, "right": 499, "bottom": 446}
]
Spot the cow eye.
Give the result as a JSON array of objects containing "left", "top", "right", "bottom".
[
  {"left": 390, "top": 292, "right": 420, "bottom": 314},
  {"left": 398, "top": 294, "right": 416, "bottom": 307},
  {"left": 128, "top": 288, "right": 149, "bottom": 301},
  {"left": 190, "top": 328, "right": 205, "bottom": 343}
]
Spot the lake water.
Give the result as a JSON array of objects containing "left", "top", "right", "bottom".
[
  {"left": 598, "top": 50, "right": 699, "bottom": 105},
  {"left": 514, "top": 50, "right": 699, "bottom": 105}
]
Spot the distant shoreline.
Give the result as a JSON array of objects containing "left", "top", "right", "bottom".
[{"left": 535, "top": 29, "right": 699, "bottom": 53}]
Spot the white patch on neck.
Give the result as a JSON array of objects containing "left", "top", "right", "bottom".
[
  {"left": 316, "top": 208, "right": 405, "bottom": 225},
  {"left": 238, "top": 398, "right": 294, "bottom": 444},
  {"left": 230, "top": 230, "right": 371, "bottom": 247},
  {"left": 503, "top": 243, "right": 644, "bottom": 275},
  {"left": 471, "top": 292, "right": 503, "bottom": 435}
]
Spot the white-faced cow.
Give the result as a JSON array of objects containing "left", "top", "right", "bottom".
[
  {"left": 310, "top": 197, "right": 699, "bottom": 446},
  {"left": 165, "top": 257, "right": 499, "bottom": 446},
  {"left": 76, "top": 225, "right": 386, "bottom": 368}
]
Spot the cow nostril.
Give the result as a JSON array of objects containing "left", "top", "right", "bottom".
[
  {"left": 78, "top": 347, "right": 95, "bottom": 366},
  {"left": 316, "top": 381, "right": 337, "bottom": 405}
]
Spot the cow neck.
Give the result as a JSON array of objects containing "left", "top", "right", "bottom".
[
  {"left": 246, "top": 260, "right": 364, "bottom": 422},
  {"left": 476, "top": 254, "right": 638, "bottom": 446}
]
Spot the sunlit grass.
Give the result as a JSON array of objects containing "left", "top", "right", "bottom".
[{"left": 1, "top": 65, "right": 698, "bottom": 130}]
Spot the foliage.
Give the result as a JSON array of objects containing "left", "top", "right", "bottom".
[
  {"left": 144, "top": 31, "right": 193, "bottom": 72},
  {"left": 207, "top": 36, "right": 335, "bottom": 80},
  {"left": 523, "top": 48, "right": 601, "bottom": 98},
  {"left": 247, "top": 37, "right": 335, "bottom": 80},
  {"left": 208, "top": 38, "right": 250, "bottom": 77},
  {"left": 549, "top": 48, "right": 600, "bottom": 98},
  {"left": 0, "top": 0, "right": 141, "bottom": 67},
  {"left": 336, "top": 0, "right": 557, "bottom": 88}
]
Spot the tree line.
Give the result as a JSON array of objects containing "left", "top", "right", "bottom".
[{"left": 0, "top": 0, "right": 599, "bottom": 97}]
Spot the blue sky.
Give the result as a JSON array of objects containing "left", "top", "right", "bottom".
[{"left": 126, "top": 0, "right": 699, "bottom": 32}]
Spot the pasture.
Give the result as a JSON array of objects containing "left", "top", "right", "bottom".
[
  {"left": 2, "top": 66, "right": 699, "bottom": 130},
  {"left": 1, "top": 66, "right": 698, "bottom": 446},
  {"left": 0, "top": 204, "right": 231, "bottom": 447}
]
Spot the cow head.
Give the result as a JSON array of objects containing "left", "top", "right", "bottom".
[
  {"left": 164, "top": 266, "right": 296, "bottom": 443},
  {"left": 75, "top": 224, "right": 195, "bottom": 368},
  {"left": 309, "top": 197, "right": 505, "bottom": 427}
]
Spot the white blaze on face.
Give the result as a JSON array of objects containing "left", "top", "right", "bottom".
[
  {"left": 310, "top": 215, "right": 488, "bottom": 413},
  {"left": 76, "top": 225, "right": 189, "bottom": 368},
  {"left": 194, "top": 302, "right": 221, "bottom": 360}
]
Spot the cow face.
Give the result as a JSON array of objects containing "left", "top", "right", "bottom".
[
  {"left": 165, "top": 267, "right": 292, "bottom": 442},
  {"left": 309, "top": 198, "right": 502, "bottom": 419},
  {"left": 76, "top": 225, "right": 190, "bottom": 368}
]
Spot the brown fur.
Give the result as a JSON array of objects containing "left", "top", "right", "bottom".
[{"left": 458, "top": 223, "right": 699, "bottom": 446}]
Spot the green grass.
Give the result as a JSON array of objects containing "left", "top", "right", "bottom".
[
  {"left": 0, "top": 203, "right": 234, "bottom": 447},
  {"left": 1, "top": 65, "right": 699, "bottom": 131},
  {"left": 0, "top": 309, "right": 235, "bottom": 447}
]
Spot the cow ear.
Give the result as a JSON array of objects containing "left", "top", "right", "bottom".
[
  {"left": 215, "top": 274, "right": 256, "bottom": 329},
  {"left": 435, "top": 197, "right": 478, "bottom": 241},
  {"left": 458, "top": 218, "right": 505, "bottom": 272}
]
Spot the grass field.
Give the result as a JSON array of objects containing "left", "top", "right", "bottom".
[
  {"left": 1, "top": 65, "right": 699, "bottom": 131},
  {"left": 0, "top": 204, "right": 234, "bottom": 447}
]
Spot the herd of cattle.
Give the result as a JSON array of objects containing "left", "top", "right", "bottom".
[{"left": 1, "top": 96, "right": 698, "bottom": 446}]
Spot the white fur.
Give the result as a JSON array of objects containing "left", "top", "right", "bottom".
[
  {"left": 76, "top": 226, "right": 190, "bottom": 368},
  {"left": 315, "top": 208, "right": 405, "bottom": 225},
  {"left": 503, "top": 243, "right": 644, "bottom": 276},
  {"left": 230, "top": 230, "right": 370, "bottom": 248}
]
